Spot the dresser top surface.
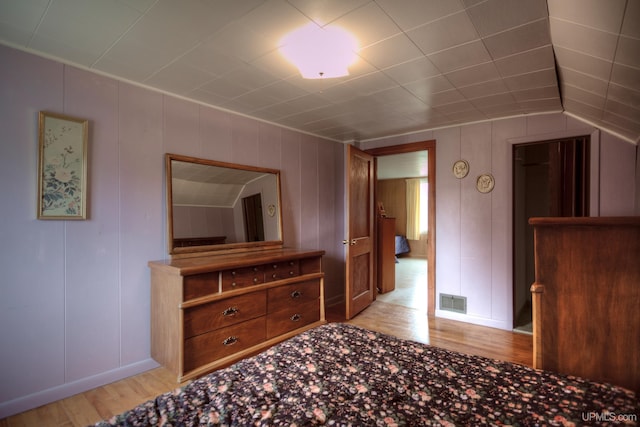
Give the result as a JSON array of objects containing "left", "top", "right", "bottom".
[{"left": 149, "top": 247, "right": 325, "bottom": 275}]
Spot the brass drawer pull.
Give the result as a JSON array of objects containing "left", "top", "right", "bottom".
[
  {"left": 222, "top": 336, "right": 238, "bottom": 346},
  {"left": 222, "top": 307, "right": 238, "bottom": 317},
  {"left": 291, "top": 290, "right": 302, "bottom": 299},
  {"left": 290, "top": 314, "right": 301, "bottom": 322}
]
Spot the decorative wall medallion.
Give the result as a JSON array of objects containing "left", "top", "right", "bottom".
[
  {"left": 476, "top": 174, "right": 495, "bottom": 193},
  {"left": 453, "top": 160, "right": 469, "bottom": 179},
  {"left": 267, "top": 204, "right": 276, "bottom": 217}
]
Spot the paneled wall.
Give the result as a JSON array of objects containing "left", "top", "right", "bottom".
[
  {"left": 0, "top": 45, "right": 344, "bottom": 417},
  {"left": 362, "top": 115, "right": 638, "bottom": 330}
]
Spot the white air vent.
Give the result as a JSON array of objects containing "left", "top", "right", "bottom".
[{"left": 440, "top": 293, "right": 467, "bottom": 314}]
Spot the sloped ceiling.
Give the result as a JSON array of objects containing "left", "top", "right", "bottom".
[
  {"left": 0, "top": 0, "right": 638, "bottom": 144},
  {"left": 171, "top": 159, "right": 269, "bottom": 207}
]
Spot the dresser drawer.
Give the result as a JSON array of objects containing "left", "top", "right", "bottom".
[
  {"left": 221, "top": 265, "right": 264, "bottom": 291},
  {"left": 184, "top": 317, "right": 266, "bottom": 372},
  {"left": 184, "top": 292, "right": 266, "bottom": 339},
  {"left": 265, "top": 260, "right": 299, "bottom": 282},
  {"left": 266, "top": 300, "right": 320, "bottom": 339},
  {"left": 184, "top": 272, "right": 219, "bottom": 300},
  {"left": 267, "top": 280, "right": 320, "bottom": 313}
]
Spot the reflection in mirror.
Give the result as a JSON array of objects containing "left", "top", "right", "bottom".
[{"left": 166, "top": 153, "right": 282, "bottom": 255}]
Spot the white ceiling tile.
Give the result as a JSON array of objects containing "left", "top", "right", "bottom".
[
  {"left": 219, "top": 64, "right": 279, "bottom": 90},
  {"left": 232, "top": 89, "right": 282, "bottom": 111},
  {"left": 358, "top": 34, "right": 423, "bottom": 70},
  {"left": 610, "top": 63, "right": 640, "bottom": 90},
  {"left": 615, "top": 36, "right": 640, "bottom": 69},
  {"left": 459, "top": 79, "right": 510, "bottom": 99},
  {"left": 407, "top": 11, "right": 479, "bottom": 55},
  {"left": 251, "top": 49, "right": 299, "bottom": 80},
  {"left": 621, "top": 0, "right": 640, "bottom": 39},
  {"left": 512, "top": 86, "right": 560, "bottom": 102},
  {"left": 376, "top": 0, "right": 464, "bottom": 31},
  {"left": 205, "top": 21, "right": 273, "bottom": 63},
  {"left": 434, "top": 101, "right": 478, "bottom": 115},
  {"left": 553, "top": 46, "right": 613, "bottom": 81},
  {"left": 382, "top": 57, "right": 441, "bottom": 84},
  {"left": 547, "top": 0, "right": 626, "bottom": 33},
  {"left": 344, "top": 71, "right": 398, "bottom": 96},
  {"left": 428, "top": 40, "right": 492, "bottom": 73},
  {"left": 94, "top": 40, "right": 173, "bottom": 81},
  {"left": 404, "top": 76, "right": 454, "bottom": 102},
  {"left": 603, "top": 111, "right": 640, "bottom": 133},
  {"left": 471, "top": 92, "right": 517, "bottom": 108},
  {"left": 607, "top": 83, "right": 640, "bottom": 109},
  {"left": 200, "top": 77, "right": 251, "bottom": 99},
  {"left": 236, "top": 0, "right": 309, "bottom": 45},
  {"left": 0, "top": 0, "right": 56, "bottom": 45},
  {"left": 445, "top": 62, "right": 501, "bottom": 87},
  {"left": 466, "top": 0, "right": 548, "bottom": 37},
  {"left": 145, "top": 62, "right": 216, "bottom": 95},
  {"left": 480, "top": 103, "right": 524, "bottom": 117},
  {"left": 503, "top": 68, "right": 557, "bottom": 91},
  {"left": 332, "top": 2, "right": 402, "bottom": 48},
  {"left": 604, "top": 99, "right": 640, "bottom": 124},
  {"left": 430, "top": 89, "right": 467, "bottom": 106},
  {"left": 181, "top": 42, "right": 247, "bottom": 77},
  {"left": 549, "top": 18, "right": 618, "bottom": 61},
  {"left": 494, "top": 46, "right": 555, "bottom": 77},
  {"left": 483, "top": 19, "right": 550, "bottom": 59},
  {"left": 562, "top": 84, "right": 606, "bottom": 109},
  {"left": 286, "top": 0, "right": 370, "bottom": 26},
  {"left": 188, "top": 89, "right": 235, "bottom": 107},
  {"left": 2, "top": 0, "right": 638, "bottom": 142},
  {"left": 444, "top": 108, "right": 488, "bottom": 122},
  {"left": 558, "top": 68, "right": 608, "bottom": 96}
]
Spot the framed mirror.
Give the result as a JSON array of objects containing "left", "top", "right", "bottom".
[{"left": 166, "top": 153, "right": 283, "bottom": 256}]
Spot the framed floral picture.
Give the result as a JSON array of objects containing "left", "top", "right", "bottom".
[{"left": 37, "top": 111, "right": 88, "bottom": 219}]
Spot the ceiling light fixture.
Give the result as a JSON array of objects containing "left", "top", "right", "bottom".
[{"left": 279, "top": 23, "right": 359, "bottom": 79}]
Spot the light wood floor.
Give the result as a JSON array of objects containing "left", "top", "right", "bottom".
[{"left": 1, "top": 301, "right": 532, "bottom": 427}]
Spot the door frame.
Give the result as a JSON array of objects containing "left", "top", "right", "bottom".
[{"left": 365, "top": 140, "right": 436, "bottom": 316}]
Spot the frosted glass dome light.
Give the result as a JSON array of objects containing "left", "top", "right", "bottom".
[{"left": 279, "top": 23, "right": 359, "bottom": 79}]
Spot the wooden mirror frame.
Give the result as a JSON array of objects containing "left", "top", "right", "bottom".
[{"left": 166, "top": 153, "right": 284, "bottom": 257}]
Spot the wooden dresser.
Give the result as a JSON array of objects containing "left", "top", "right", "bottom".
[
  {"left": 149, "top": 248, "right": 325, "bottom": 382},
  {"left": 377, "top": 217, "right": 396, "bottom": 293},
  {"left": 530, "top": 217, "right": 639, "bottom": 392}
]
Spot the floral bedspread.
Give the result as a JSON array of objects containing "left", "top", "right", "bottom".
[{"left": 94, "top": 323, "right": 638, "bottom": 426}]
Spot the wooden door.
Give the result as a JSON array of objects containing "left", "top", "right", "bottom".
[{"left": 345, "top": 145, "right": 375, "bottom": 319}]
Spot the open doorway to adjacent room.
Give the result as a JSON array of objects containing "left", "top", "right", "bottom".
[{"left": 366, "top": 141, "right": 435, "bottom": 314}]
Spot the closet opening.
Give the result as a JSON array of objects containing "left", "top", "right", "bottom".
[{"left": 512, "top": 136, "right": 589, "bottom": 333}]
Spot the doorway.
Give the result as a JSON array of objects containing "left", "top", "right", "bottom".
[
  {"left": 512, "top": 137, "right": 589, "bottom": 332},
  {"left": 365, "top": 140, "right": 436, "bottom": 316},
  {"left": 242, "top": 193, "right": 265, "bottom": 242}
]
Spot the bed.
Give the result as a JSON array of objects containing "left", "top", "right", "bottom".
[{"left": 95, "top": 323, "right": 638, "bottom": 426}]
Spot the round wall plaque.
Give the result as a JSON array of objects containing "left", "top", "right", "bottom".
[
  {"left": 476, "top": 174, "right": 495, "bottom": 193},
  {"left": 453, "top": 160, "right": 469, "bottom": 179}
]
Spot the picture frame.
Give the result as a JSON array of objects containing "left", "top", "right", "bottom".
[{"left": 37, "top": 111, "right": 89, "bottom": 220}]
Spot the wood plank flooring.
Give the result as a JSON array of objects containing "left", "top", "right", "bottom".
[{"left": 1, "top": 301, "right": 532, "bottom": 427}]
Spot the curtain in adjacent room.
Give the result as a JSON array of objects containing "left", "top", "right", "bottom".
[{"left": 406, "top": 178, "right": 421, "bottom": 240}]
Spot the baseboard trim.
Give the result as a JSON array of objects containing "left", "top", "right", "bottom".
[
  {"left": 436, "top": 309, "right": 509, "bottom": 331},
  {"left": 0, "top": 358, "right": 159, "bottom": 419}
]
